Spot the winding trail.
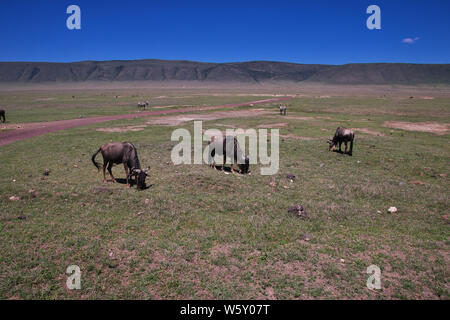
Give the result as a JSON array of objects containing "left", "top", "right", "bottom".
[{"left": 0, "top": 97, "right": 292, "bottom": 147}]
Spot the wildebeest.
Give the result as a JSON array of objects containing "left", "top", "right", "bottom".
[
  {"left": 279, "top": 104, "right": 287, "bottom": 115},
  {"left": 0, "top": 109, "right": 5, "bottom": 123},
  {"left": 207, "top": 136, "right": 250, "bottom": 174},
  {"left": 328, "top": 126, "right": 354, "bottom": 155},
  {"left": 91, "top": 142, "right": 149, "bottom": 189},
  {"left": 137, "top": 101, "right": 149, "bottom": 110}
]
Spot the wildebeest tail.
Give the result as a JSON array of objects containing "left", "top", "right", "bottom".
[{"left": 91, "top": 148, "right": 102, "bottom": 170}]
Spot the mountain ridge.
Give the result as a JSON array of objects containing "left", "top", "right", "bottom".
[{"left": 0, "top": 59, "right": 449, "bottom": 84}]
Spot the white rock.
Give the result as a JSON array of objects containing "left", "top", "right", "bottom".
[{"left": 388, "top": 207, "right": 398, "bottom": 213}]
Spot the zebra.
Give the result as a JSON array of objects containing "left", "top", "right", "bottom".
[{"left": 137, "top": 101, "right": 149, "bottom": 110}]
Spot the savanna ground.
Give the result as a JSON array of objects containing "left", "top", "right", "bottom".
[{"left": 0, "top": 83, "right": 449, "bottom": 299}]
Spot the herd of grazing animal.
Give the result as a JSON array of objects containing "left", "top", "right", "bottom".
[
  {"left": 0, "top": 103, "right": 355, "bottom": 190},
  {"left": 89, "top": 104, "right": 354, "bottom": 190}
]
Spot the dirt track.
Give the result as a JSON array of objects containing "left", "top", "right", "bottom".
[{"left": 0, "top": 97, "right": 292, "bottom": 147}]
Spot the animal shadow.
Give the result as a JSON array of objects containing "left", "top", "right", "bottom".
[
  {"left": 213, "top": 165, "right": 249, "bottom": 174},
  {"left": 115, "top": 178, "right": 153, "bottom": 190},
  {"left": 332, "top": 149, "right": 352, "bottom": 156}
]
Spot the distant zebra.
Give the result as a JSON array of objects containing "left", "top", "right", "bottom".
[
  {"left": 137, "top": 101, "right": 149, "bottom": 110},
  {"left": 279, "top": 104, "right": 287, "bottom": 115},
  {"left": 0, "top": 109, "right": 5, "bottom": 123}
]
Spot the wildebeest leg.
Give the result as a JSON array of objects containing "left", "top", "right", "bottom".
[
  {"left": 221, "top": 154, "right": 226, "bottom": 171},
  {"left": 107, "top": 163, "right": 116, "bottom": 182},
  {"left": 349, "top": 138, "right": 353, "bottom": 156},
  {"left": 344, "top": 142, "right": 348, "bottom": 154},
  {"left": 102, "top": 163, "right": 107, "bottom": 183},
  {"left": 124, "top": 164, "right": 130, "bottom": 188}
]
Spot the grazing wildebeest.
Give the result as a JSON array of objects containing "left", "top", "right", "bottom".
[
  {"left": 207, "top": 136, "right": 250, "bottom": 174},
  {"left": 91, "top": 142, "right": 149, "bottom": 189},
  {"left": 279, "top": 104, "right": 287, "bottom": 115},
  {"left": 137, "top": 101, "right": 149, "bottom": 110},
  {"left": 328, "top": 126, "right": 354, "bottom": 155},
  {"left": 0, "top": 109, "right": 5, "bottom": 123}
]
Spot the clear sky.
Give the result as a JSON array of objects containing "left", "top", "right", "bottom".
[{"left": 0, "top": 0, "right": 449, "bottom": 64}]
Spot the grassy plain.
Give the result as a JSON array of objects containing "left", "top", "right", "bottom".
[{"left": 0, "top": 84, "right": 448, "bottom": 299}]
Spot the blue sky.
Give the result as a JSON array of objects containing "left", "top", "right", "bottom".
[{"left": 0, "top": 0, "right": 449, "bottom": 64}]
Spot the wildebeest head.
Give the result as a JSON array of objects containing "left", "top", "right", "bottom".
[
  {"left": 327, "top": 139, "right": 336, "bottom": 151},
  {"left": 238, "top": 157, "right": 250, "bottom": 174},
  {"left": 131, "top": 167, "right": 149, "bottom": 189}
]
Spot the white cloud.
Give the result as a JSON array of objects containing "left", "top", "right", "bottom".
[{"left": 402, "top": 37, "right": 420, "bottom": 44}]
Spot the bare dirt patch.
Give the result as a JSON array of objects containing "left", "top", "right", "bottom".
[
  {"left": 351, "top": 128, "right": 386, "bottom": 137},
  {"left": 276, "top": 133, "right": 318, "bottom": 141},
  {"left": 383, "top": 121, "right": 449, "bottom": 135},
  {"left": 96, "top": 125, "right": 147, "bottom": 133},
  {"left": 257, "top": 122, "right": 289, "bottom": 128},
  {"left": 264, "top": 115, "right": 316, "bottom": 121},
  {"left": 146, "top": 109, "right": 273, "bottom": 126}
]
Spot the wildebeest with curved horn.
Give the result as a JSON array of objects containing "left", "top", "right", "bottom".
[
  {"left": 328, "top": 126, "right": 354, "bottom": 155},
  {"left": 0, "top": 109, "right": 5, "bottom": 123},
  {"left": 207, "top": 136, "right": 250, "bottom": 174},
  {"left": 91, "top": 142, "right": 149, "bottom": 189}
]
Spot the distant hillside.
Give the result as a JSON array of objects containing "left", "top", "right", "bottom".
[{"left": 0, "top": 59, "right": 449, "bottom": 84}]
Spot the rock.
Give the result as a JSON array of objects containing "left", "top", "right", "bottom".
[
  {"left": 439, "top": 173, "right": 447, "bottom": 178},
  {"left": 9, "top": 196, "right": 20, "bottom": 201},
  {"left": 388, "top": 206, "right": 398, "bottom": 213},
  {"left": 137, "top": 211, "right": 144, "bottom": 216},
  {"left": 286, "top": 174, "right": 296, "bottom": 182},
  {"left": 144, "top": 199, "right": 150, "bottom": 204},
  {"left": 399, "top": 182, "right": 406, "bottom": 186},
  {"left": 340, "top": 258, "right": 345, "bottom": 263},
  {"left": 269, "top": 181, "right": 276, "bottom": 187},
  {"left": 288, "top": 205, "right": 307, "bottom": 218},
  {"left": 377, "top": 210, "right": 382, "bottom": 214},
  {"left": 442, "top": 215, "right": 449, "bottom": 225},
  {"left": 319, "top": 163, "right": 325, "bottom": 168}
]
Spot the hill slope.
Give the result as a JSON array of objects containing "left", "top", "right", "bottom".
[{"left": 0, "top": 59, "right": 449, "bottom": 84}]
